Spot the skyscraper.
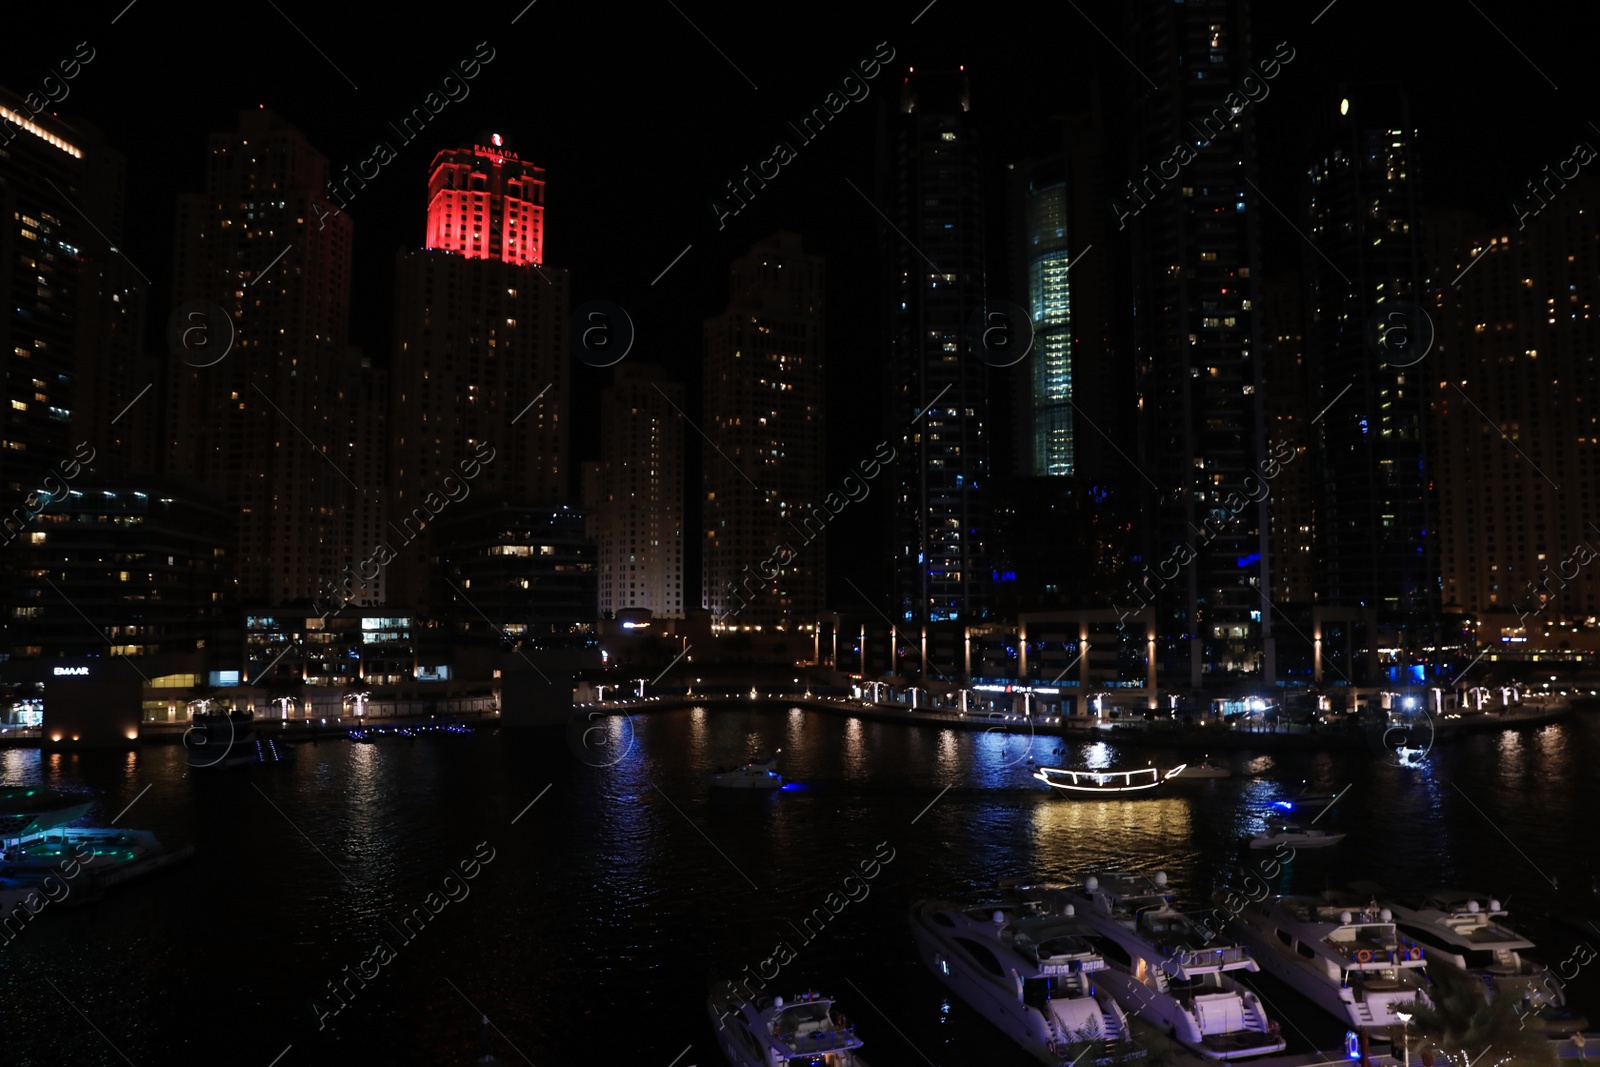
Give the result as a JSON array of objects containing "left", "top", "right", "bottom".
[
  {"left": 884, "top": 69, "right": 992, "bottom": 624},
  {"left": 390, "top": 135, "right": 569, "bottom": 614},
  {"left": 994, "top": 113, "right": 1138, "bottom": 617},
  {"left": 1020, "top": 157, "right": 1074, "bottom": 479},
  {"left": 1432, "top": 179, "right": 1600, "bottom": 629},
  {"left": 1128, "top": 0, "right": 1272, "bottom": 689},
  {"left": 1261, "top": 279, "right": 1314, "bottom": 607},
  {"left": 583, "top": 364, "right": 684, "bottom": 619},
  {"left": 702, "top": 232, "right": 825, "bottom": 631},
  {"left": 0, "top": 85, "right": 152, "bottom": 491},
  {"left": 167, "top": 107, "right": 383, "bottom": 606},
  {"left": 1305, "top": 86, "right": 1433, "bottom": 618},
  {"left": 1, "top": 88, "right": 167, "bottom": 659}
]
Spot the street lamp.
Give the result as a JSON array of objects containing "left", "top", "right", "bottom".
[{"left": 1395, "top": 1010, "right": 1412, "bottom": 1067}]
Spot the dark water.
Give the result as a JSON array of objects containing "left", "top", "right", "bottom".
[{"left": 1, "top": 705, "right": 1598, "bottom": 1066}]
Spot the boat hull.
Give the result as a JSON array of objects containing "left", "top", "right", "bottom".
[
  {"left": 1247, "top": 833, "right": 1344, "bottom": 849},
  {"left": 1087, "top": 965, "right": 1284, "bottom": 1060},
  {"left": 909, "top": 910, "right": 1129, "bottom": 1065},
  {"left": 1226, "top": 914, "right": 1425, "bottom": 1035},
  {"left": 1057, "top": 887, "right": 1286, "bottom": 1060},
  {"left": 707, "top": 775, "right": 782, "bottom": 790},
  {"left": 909, "top": 919, "right": 1060, "bottom": 1066}
]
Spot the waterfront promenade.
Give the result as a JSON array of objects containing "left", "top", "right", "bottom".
[{"left": 576, "top": 689, "right": 1581, "bottom": 751}]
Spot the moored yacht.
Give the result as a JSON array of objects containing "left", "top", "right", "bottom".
[
  {"left": 909, "top": 897, "right": 1144, "bottom": 1065},
  {"left": 0, "top": 786, "right": 95, "bottom": 847},
  {"left": 1049, "top": 873, "right": 1286, "bottom": 1059},
  {"left": 1356, "top": 885, "right": 1587, "bottom": 1031},
  {"left": 1220, "top": 892, "right": 1430, "bottom": 1035},
  {"left": 706, "top": 983, "right": 867, "bottom": 1067}
]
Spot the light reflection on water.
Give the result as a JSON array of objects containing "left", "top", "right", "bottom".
[
  {"left": 1030, "top": 796, "right": 1199, "bottom": 888},
  {"left": 0, "top": 705, "right": 1596, "bottom": 1066}
]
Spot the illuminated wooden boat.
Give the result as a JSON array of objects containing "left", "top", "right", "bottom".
[{"left": 1032, "top": 765, "right": 1185, "bottom": 795}]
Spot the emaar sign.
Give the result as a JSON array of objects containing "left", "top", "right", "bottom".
[{"left": 52, "top": 666, "right": 89, "bottom": 676}]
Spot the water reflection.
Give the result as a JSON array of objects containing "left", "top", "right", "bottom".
[
  {"left": 936, "top": 729, "right": 958, "bottom": 781},
  {"left": 1030, "top": 796, "right": 1198, "bottom": 891},
  {"left": 970, "top": 727, "right": 1041, "bottom": 789},
  {"left": 1496, "top": 729, "right": 1527, "bottom": 778},
  {"left": 841, "top": 715, "right": 864, "bottom": 777},
  {"left": 688, "top": 705, "right": 707, "bottom": 747},
  {"left": 0, "top": 747, "right": 40, "bottom": 784}
]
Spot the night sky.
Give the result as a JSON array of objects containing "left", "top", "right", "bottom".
[{"left": 5, "top": 0, "right": 1593, "bottom": 604}]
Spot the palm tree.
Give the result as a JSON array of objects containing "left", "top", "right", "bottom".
[{"left": 1406, "top": 962, "right": 1556, "bottom": 1066}]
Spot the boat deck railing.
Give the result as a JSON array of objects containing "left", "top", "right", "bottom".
[{"left": 1166, "top": 944, "right": 1251, "bottom": 969}]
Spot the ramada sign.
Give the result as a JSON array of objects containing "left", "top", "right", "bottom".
[{"left": 475, "top": 134, "right": 518, "bottom": 162}]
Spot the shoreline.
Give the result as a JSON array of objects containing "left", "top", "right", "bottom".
[{"left": 573, "top": 693, "right": 1581, "bottom": 751}]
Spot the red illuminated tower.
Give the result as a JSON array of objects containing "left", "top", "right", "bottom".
[
  {"left": 422, "top": 134, "right": 545, "bottom": 266},
  {"left": 390, "top": 134, "right": 570, "bottom": 618}
]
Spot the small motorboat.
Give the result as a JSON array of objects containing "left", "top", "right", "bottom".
[
  {"left": 1248, "top": 821, "right": 1345, "bottom": 849},
  {"left": 1271, "top": 781, "right": 1343, "bottom": 809},
  {"left": 708, "top": 753, "right": 784, "bottom": 790},
  {"left": 1170, "top": 758, "right": 1230, "bottom": 779}
]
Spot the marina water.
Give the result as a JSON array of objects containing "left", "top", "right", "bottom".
[{"left": 0, "top": 704, "right": 1594, "bottom": 1065}]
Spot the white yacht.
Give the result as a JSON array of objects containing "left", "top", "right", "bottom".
[
  {"left": 909, "top": 897, "right": 1144, "bottom": 1065},
  {"left": 707, "top": 983, "right": 867, "bottom": 1067},
  {"left": 1220, "top": 892, "right": 1431, "bottom": 1034},
  {"left": 1247, "top": 821, "right": 1345, "bottom": 850},
  {"left": 708, "top": 755, "right": 783, "bottom": 790},
  {"left": 1170, "top": 759, "right": 1230, "bottom": 780},
  {"left": 1032, "top": 765, "right": 1186, "bottom": 796},
  {"left": 0, "top": 786, "right": 94, "bottom": 847},
  {"left": 1359, "top": 886, "right": 1586, "bottom": 1031},
  {"left": 1049, "top": 873, "right": 1286, "bottom": 1059}
]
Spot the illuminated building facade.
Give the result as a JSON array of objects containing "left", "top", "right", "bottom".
[
  {"left": 1129, "top": 0, "right": 1272, "bottom": 688},
  {"left": 1305, "top": 87, "right": 1434, "bottom": 618},
  {"left": 885, "top": 70, "right": 993, "bottom": 624},
  {"left": 7, "top": 479, "right": 235, "bottom": 659},
  {"left": 582, "top": 364, "right": 684, "bottom": 619},
  {"left": 245, "top": 609, "right": 414, "bottom": 688},
  {"left": 0, "top": 85, "right": 153, "bottom": 489},
  {"left": 1021, "top": 158, "right": 1074, "bottom": 478},
  {"left": 167, "top": 107, "right": 385, "bottom": 606},
  {"left": 390, "top": 135, "right": 569, "bottom": 615},
  {"left": 430, "top": 500, "right": 596, "bottom": 646},
  {"left": 702, "top": 232, "right": 825, "bottom": 631},
  {"left": 1432, "top": 179, "right": 1600, "bottom": 629},
  {"left": 422, "top": 135, "right": 545, "bottom": 267}
]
